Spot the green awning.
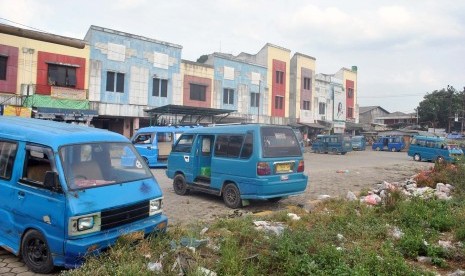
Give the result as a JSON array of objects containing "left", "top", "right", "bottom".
[{"left": 23, "top": 94, "right": 90, "bottom": 110}]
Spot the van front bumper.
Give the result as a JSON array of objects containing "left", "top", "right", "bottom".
[{"left": 63, "top": 214, "right": 168, "bottom": 269}]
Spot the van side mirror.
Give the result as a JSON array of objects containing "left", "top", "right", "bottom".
[{"left": 44, "top": 171, "right": 62, "bottom": 193}]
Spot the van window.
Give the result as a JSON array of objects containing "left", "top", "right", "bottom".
[
  {"left": 157, "top": 132, "right": 173, "bottom": 143},
  {"left": 214, "top": 135, "right": 244, "bottom": 158},
  {"left": 240, "top": 133, "right": 253, "bottom": 159},
  {"left": 0, "top": 141, "right": 17, "bottom": 180},
  {"left": 134, "top": 133, "right": 153, "bottom": 144},
  {"left": 60, "top": 142, "right": 152, "bottom": 190},
  {"left": 22, "top": 145, "right": 55, "bottom": 186},
  {"left": 173, "top": 134, "right": 195, "bottom": 153},
  {"left": 261, "top": 127, "right": 301, "bottom": 158}
]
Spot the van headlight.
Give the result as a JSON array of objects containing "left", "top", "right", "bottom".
[
  {"left": 69, "top": 212, "right": 101, "bottom": 236},
  {"left": 149, "top": 198, "right": 163, "bottom": 216}
]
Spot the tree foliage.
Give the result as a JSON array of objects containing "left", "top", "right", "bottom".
[
  {"left": 196, "top": 54, "right": 209, "bottom": 63},
  {"left": 417, "top": 85, "right": 465, "bottom": 131}
]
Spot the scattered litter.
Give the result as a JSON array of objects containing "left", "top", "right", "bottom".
[
  {"left": 147, "top": 261, "right": 163, "bottom": 272},
  {"left": 317, "top": 195, "right": 331, "bottom": 201},
  {"left": 438, "top": 240, "right": 453, "bottom": 250},
  {"left": 287, "top": 213, "right": 301, "bottom": 220},
  {"left": 180, "top": 237, "right": 208, "bottom": 248},
  {"left": 336, "top": 247, "right": 343, "bottom": 251},
  {"left": 144, "top": 254, "right": 151, "bottom": 259},
  {"left": 200, "top": 227, "right": 209, "bottom": 235},
  {"left": 363, "top": 194, "right": 381, "bottom": 205},
  {"left": 253, "top": 220, "right": 286, "bottom": 236},
  {"left": 346, "top": 191, "right": 357, "bottom": 201},
  {"left": 243, "top": 254, "right": 259, "bottom": 260},
  {"left": 416, "top": 256, "right": 432, "bottom": 264},
  {"left": 389, "top": 227, "right": 404, "bottom": 240},
  {"left": 447, "top": 269, "right": 465, "bottom": 276},
  {"left": 337, "top": 233, "right": 344, "bottom": 241},
  {"left": 198, "top": 267, "right": 217, "bottom": 276},
  {"left": 336, "top": 169, "right": 349, "bottom": 173}
]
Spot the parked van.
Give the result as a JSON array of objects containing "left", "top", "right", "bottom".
[
  {"left": 124, "top": 125, "right": 197, "bottom": 168},
  {"left": 311, "top": 134, "right": 352, "bottom": 154},
  {"left": 372, "top": 136, "right": 405, "bottom": 152},
  {"left": 408, "top": 135, "right": 463, "bottom": 163},
  {"left": 0, "top": 117, "right": 167, "bottom": 273},
  {"left": 166, "top": 124, "right": 308, "bottom": 208},
  {"left": 351, "top": 135, "right": 366, "bottom": 151}
]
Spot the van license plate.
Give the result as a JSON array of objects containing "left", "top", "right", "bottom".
[{"left": 276, "top": 163, "right": 292, "bottom": 173}]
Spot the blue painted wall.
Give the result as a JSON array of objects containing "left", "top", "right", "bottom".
[
  {"left": 86, "top": 27, "right": 182, "bottom": 106},
  {"left": 212, "top": 55, "right": 267, "bottom": 115}
]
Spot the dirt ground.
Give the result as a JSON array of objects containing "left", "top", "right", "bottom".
[{"left": 154, "top": 149, "right": 433, "bottom": 225}]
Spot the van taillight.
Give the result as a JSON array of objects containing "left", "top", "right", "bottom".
[
  {"left": 297, "top": 160, "right": 305, "bottom": 172},
  {"left": 257, "top": 162, "right": 271, "bottom": 175}
]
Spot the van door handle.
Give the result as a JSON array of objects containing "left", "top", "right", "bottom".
[
  {"left": 147, "top": 146, "right": 152, "bottom": 150},
  {"left": 18, "top": 191, "right": 25, "bottom": 199}
]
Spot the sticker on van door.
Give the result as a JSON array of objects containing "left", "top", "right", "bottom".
[{"left": 184, "top": 155, "right": 190, "bottom": 162}]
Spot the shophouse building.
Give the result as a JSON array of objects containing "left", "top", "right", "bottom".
[
  {"left": 204, "top": 52, "right": 267, "bottom": 123},
  {"left": 0, "top": 23, "right": 94, "bottom": 122},
  {"left": 85, "top": 25, "right": 182, "bottom": 137}
]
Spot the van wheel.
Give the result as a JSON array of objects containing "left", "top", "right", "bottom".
[
  {"left": 413, "top": 154, "right": 421, "bottom": 161},
  {"left": 173, "top": 174, "right": 189, "bottom": 195},
  {"left": 437, "top": 156, "right": 445, "bottom": 163},
  {"left": 21, "top": 230, "right": 54, "bottom": 274},
  {"left": 375, "top": 147, "right": 381, "bottom": 151},
  {"left": 341, "top": 152, "right": 347, "bottom": 155},
  {"left": 391, "top": 147, "right": 396, "bottom": 152},
  {"left": 223, "top": 183, "right": 242, "bottom": 209}
]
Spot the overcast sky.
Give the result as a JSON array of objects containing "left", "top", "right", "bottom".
[{"left": 1, "top": 0, "right": 464, "bottom": 113}]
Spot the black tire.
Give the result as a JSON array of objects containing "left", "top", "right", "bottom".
[
  {"left": 223, "top": 183, "right": 242, "bottom": 209},
  {"left": 21, "top": 230, "right": 54, "bottom": 274},
  {"left": 173, "top": 174, "right": 189, "bottom": 195},
  {"left": 437, "top": 156, "right": 445, "bottom": 163},
  {"left": 413, "top": 154, "right": 421, "bottom": 161},
  {"left": 391, "top": 147, "right": 396, "bottom": 152},
  {"left": 341, "top": 152, "right": 347, "bottom": 155}
]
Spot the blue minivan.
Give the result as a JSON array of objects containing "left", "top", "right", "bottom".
[
  {"left": 0, "top": 117, "right": 167, "bottom": 273},
  {"left": 123, "top": 125, "right": 197, "bottom": 168},
  {"left": 408, "top": 135, "right": 463, "bottom": 163},
  {"left": 372, "top": 136, "right": 405, "bottom": 152},
  {"left": 311, "top": 134, "right": 352, "bottom": 154},
  {"left": 166, "top": 124, "right": 308, "bottom": 208},
  {"left": 351, "top": 135, "right": 366, "bottom": 151}
]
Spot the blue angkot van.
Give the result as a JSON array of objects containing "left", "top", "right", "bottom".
[
  {"left": 408, "top": 135, "right": 463, "bottom": 163},
  {"left": 0, "top": 117, "right": 167, "bottom": 273},
  {"left": 311, "top": 134, "right": 352, "bottom": 154},
  {"left": 166, "top": 124, "right": 308, "bottom": 208},
  {"left": 123, "top": 125, "right": 198, "bottom": 168}
]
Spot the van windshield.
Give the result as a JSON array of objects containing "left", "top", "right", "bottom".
[
  {"left": 59, "top": 142, "right": 153, "bottom": 190},
  {"left": 261, "top": 127, "right": 302, "bottom": 157}
]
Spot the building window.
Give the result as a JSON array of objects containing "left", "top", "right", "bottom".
[
  {"left": 48, "top": 64, "right": 77, "bottom": 87},
  {"left": 348, "top": 107, "right": 354, "bottom": 118},
  {"left": 223, "top": 88, "right": 234, "bottom": 105},
  {"left": 347, "top": 87, "right": 354, "bottom": 98},
  {"left": 303, "top": 77, "right": 311, "bottom": 90},
  {"left": 153, "top": 78, "right": 168, "bottom": 97},
  {"left": 251, "top": 92, "right": 259, "bottom": 107},
  {"left": 190, "top": 83, "right": 206, "bottom": 101},
  {"left": 302, "top": 100, "right": 310, "bottom": 110},
  {"left": 106, "top": 71, "right": 125, "bottom": 93},
  {"left": 275, "top": 71, "right": 284, "bottom": 84},
  {"left": 275, "top": 96, "right": 283, "bottom": 109},
  {"left": 0, "top": 56, "right": 7, "bottom": 80},
  {"left": 319, "top": 102, "right": 326, "bottom": 115}
]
